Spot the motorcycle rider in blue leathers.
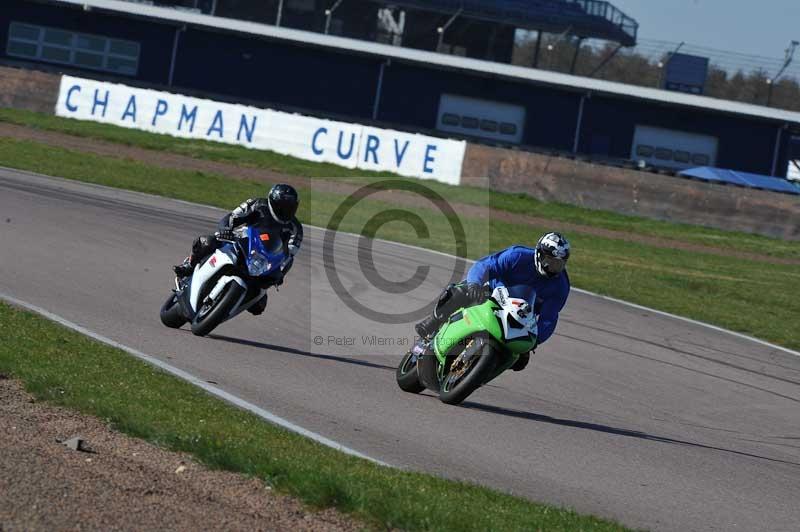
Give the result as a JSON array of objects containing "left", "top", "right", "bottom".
[{"left": 415, "top": 232, "right": 571, "bottom": 371}]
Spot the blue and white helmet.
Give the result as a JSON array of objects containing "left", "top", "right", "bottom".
[{"left": 534, "top": 232, "right": 570, "bottom": 278}]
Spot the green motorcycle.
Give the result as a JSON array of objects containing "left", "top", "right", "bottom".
[{"left": 396, "top": 286, "right": 538, "bottom": 405}]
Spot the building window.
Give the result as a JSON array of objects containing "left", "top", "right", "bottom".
[
  {"left": 441, "top": 113, "right": 460, "bottom": 126},
  {"left": 692, "top": 153, "right": 711, "bottom": 166},
  {"left": 480, "top": 119, "right": 498, "bottom": 133},
  {"left": 6, "top": 22, "right": 140, "bottom": 76},
  {"left": 635, "top": 144, "right": 655, "bottom": 158},
  {"left": 674, "top": 150, "right": 691, "bottom": 164},
  {"left": 498, "top": 122, "right": 518, "bottom": 136},
  {"left": 655, "top": 147, "right": 674, "bottom": 160},
  {"left": 461, "top": 116, "right": 479, "bottom": 129}
]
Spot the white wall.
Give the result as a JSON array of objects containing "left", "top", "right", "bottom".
[
  {"left": 788, "top": 160, "right": 800, "bottom": 182},
  {"left": 55, "top": 75, "right": 466, "bottom": 185}
]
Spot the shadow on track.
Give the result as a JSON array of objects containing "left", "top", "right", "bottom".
[
  {"left": 464, "top": 402, "right": 800, "bottom": 467},
  {"left": 205, "top": 333, "right": 396, "bottom": 371}
]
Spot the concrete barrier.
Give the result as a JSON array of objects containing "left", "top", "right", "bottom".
[{"left": 0, "top": 65, "right": 60, "bottom": 114}]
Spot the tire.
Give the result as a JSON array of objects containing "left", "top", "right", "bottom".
[
  {"left": 160, "top": 293, "right": 187, "bottom": 329},
  {"left": 396, "top": 351, "right": 425, "bottom": 394},
  {"left": 439, "top": 340, "right": 498, "bottom": 405},
  {"left": 190, "top": 281, "right": 245, "bottom": 337}
]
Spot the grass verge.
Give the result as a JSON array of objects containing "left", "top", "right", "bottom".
[
  {"left": 0, "top": 136, "right": 798, "bottom": 350},
  {"left": 0, "top": 301, "right": 631, "bottom": 532},
  {"left": 2, "top": 107, "right": 799, "bottom": 260}
]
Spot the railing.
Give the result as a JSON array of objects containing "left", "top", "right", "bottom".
[
  {"left": 116, "top": 0, "right": 638, "bottom": 44},
  {"left": 565, "top": 0, "right": 638, "bottom": 41},
  {"left": 372, "top": 0, "right": 638, "bottom": 44}
]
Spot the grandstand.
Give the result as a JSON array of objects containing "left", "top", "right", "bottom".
[
  {"left": 6, "top": 0, "right": 797, "bottom": 178},
  {"left": 155, "top": 0, "right": 637, "bottom": 63},
  {"left": 365, "top": 0, "right": 637, "bottom": 44}
]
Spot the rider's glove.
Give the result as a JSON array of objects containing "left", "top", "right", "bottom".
[
  {"left": 215, "top": 229, "right": 235, "bottom": 241},
  {"left": 464, "top": 282, "right": 485, "bottom": 303}
]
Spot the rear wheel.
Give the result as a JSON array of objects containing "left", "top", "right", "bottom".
[
  {"left": 160, "top": 293, "right": 187, "bottom": 329},
  {"left": 190, "top": 282, "right": 245, "bottom": 337},
  {"left": 396, "top": 351, "right": 425, "bottom": 393},
  {"left": 439, "top": 339, "right": 497, "bottom": 405}
]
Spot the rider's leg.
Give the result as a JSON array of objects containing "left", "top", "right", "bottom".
[
  {"left": 173, "top": 234, "right": 218, "bottom": 277},
  {"left": 415, "top": 283, "right": 473, "bottom": 339}
]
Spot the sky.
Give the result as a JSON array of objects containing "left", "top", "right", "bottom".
[{"left": 611, "top": 0, "right": 800, "bottom": 59}]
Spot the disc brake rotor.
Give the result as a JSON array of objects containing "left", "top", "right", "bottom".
[{"left": 446, "top": 339, "right": 476, "bottom": 384}]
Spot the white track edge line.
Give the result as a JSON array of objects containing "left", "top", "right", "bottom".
[
  {"left": 0, "top": 292, "right": 390, "bottom": 467},
  {"left": 4, "top": 168, "right": 799, "bottom": 359}
]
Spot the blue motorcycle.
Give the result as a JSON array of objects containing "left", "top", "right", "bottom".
[{"left": 160, "top": 223, "right": 288, "bottom": 336}]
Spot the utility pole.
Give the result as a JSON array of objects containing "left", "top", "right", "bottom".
[
  {"left": 324, "top": 0, "right": 344, "bottom": 35},
  {"left": 767, "top": 40, "right": 799, "bottom": 106},
  {"left": 276, "top": 0, "right": 284, "bottom": 27},
  {"left": 436, "top": 9, "right": 462, "bottom": 53}
]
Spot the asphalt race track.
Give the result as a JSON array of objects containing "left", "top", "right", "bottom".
[{"left": 2, "top": 168, "right": 799, "bottom": 532}]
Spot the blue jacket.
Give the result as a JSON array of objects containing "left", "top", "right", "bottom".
[{"left": 466, "top": 245, "right": 570, "bottom": 345}]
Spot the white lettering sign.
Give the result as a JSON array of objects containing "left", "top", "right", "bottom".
[{"left": 55, "top": 75, "right": 465, "bottom": 184}]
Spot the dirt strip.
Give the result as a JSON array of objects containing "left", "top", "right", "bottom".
[
  {"left": 1, "top": 121, "right": 798, "bottom": 266},
  {"left": 0, "top": 376, "right": 359, "bottom": 531}
]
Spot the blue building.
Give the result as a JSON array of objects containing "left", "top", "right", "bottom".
[{"left": 2, "top": 0, "right": 799, "bottom": 177}]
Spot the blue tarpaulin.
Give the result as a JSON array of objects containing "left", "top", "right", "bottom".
[{"left": 679, "top": 167, "right": 800, "bottom": 195}]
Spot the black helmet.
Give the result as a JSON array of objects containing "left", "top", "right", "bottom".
[
  {"left": 534, "top": 232, "right": 570, "bottom": 278},
  {"left": 267, "top": 184, "right": 299, "bottom": 223}
]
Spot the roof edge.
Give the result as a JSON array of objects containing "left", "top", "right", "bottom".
[{"left": 42, "top": 0, "right": 800, "bottom": 125}]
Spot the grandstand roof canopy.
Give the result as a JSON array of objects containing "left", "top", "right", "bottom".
[
  {"left": 368, "top": 0, "right": 638, "bottom": 46},
  {"left": 47, "top": 0, "right": 800, "bottom": 126}
]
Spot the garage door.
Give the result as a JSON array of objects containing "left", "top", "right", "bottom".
[
  {"left": 436, "top": 94, "right": 525, "bottom": 145},
  {"left": 631, "top": 125, "right": 718, "bottom": 170}
]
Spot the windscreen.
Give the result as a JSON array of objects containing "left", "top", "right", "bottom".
[{"left": 248, "top": 223, "right": 285, "bottom": 258}]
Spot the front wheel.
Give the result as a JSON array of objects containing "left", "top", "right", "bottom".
[
  {"left": 190, "top": 282, "right": 245, "bottom": 337},
  {"left": 439, "top": 339, "right": 498, "bottom": 405},
  {"left": 396, "top": 351, "right": 425, "bottom": 393},
  {"left": 160, "top": 293, "right": 187, "bottom": 329}
]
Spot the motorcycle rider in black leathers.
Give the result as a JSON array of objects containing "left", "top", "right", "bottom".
[{"left": 173, "top": 184, "right": 303, "bottom": 315}]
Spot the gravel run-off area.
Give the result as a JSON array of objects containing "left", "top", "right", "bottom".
[{"left": 0, "top": 375, "right": 360, "bottom": 531}]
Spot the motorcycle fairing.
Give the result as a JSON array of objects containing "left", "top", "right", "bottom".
[{"left": 189, "top": 247, "right": 238, "bottom": 312}]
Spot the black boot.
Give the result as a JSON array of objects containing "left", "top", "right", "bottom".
[
  {"left": 415, "top": 314, "right": 442, "bottom": 340},
  {"left": 173, "top": 257, "right": 193, "bottom": 278},
  {"left": 511, "top": 352, "right": 531, "bottom": 372},
  {"left": 248, "top": 294, "right": 268, "bottom": 316}
]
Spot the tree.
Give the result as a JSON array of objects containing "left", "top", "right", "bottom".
[{"left": 510, "top": 33, "right": 800, "bottom": 112}]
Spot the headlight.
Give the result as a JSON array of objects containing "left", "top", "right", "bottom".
[{"left": 248, "top": 251, "right": 271, "bottom": 276}]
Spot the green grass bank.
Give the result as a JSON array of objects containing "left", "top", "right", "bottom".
[{"left": 0, "top": 301, "right": 632, "bottom": 532}]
